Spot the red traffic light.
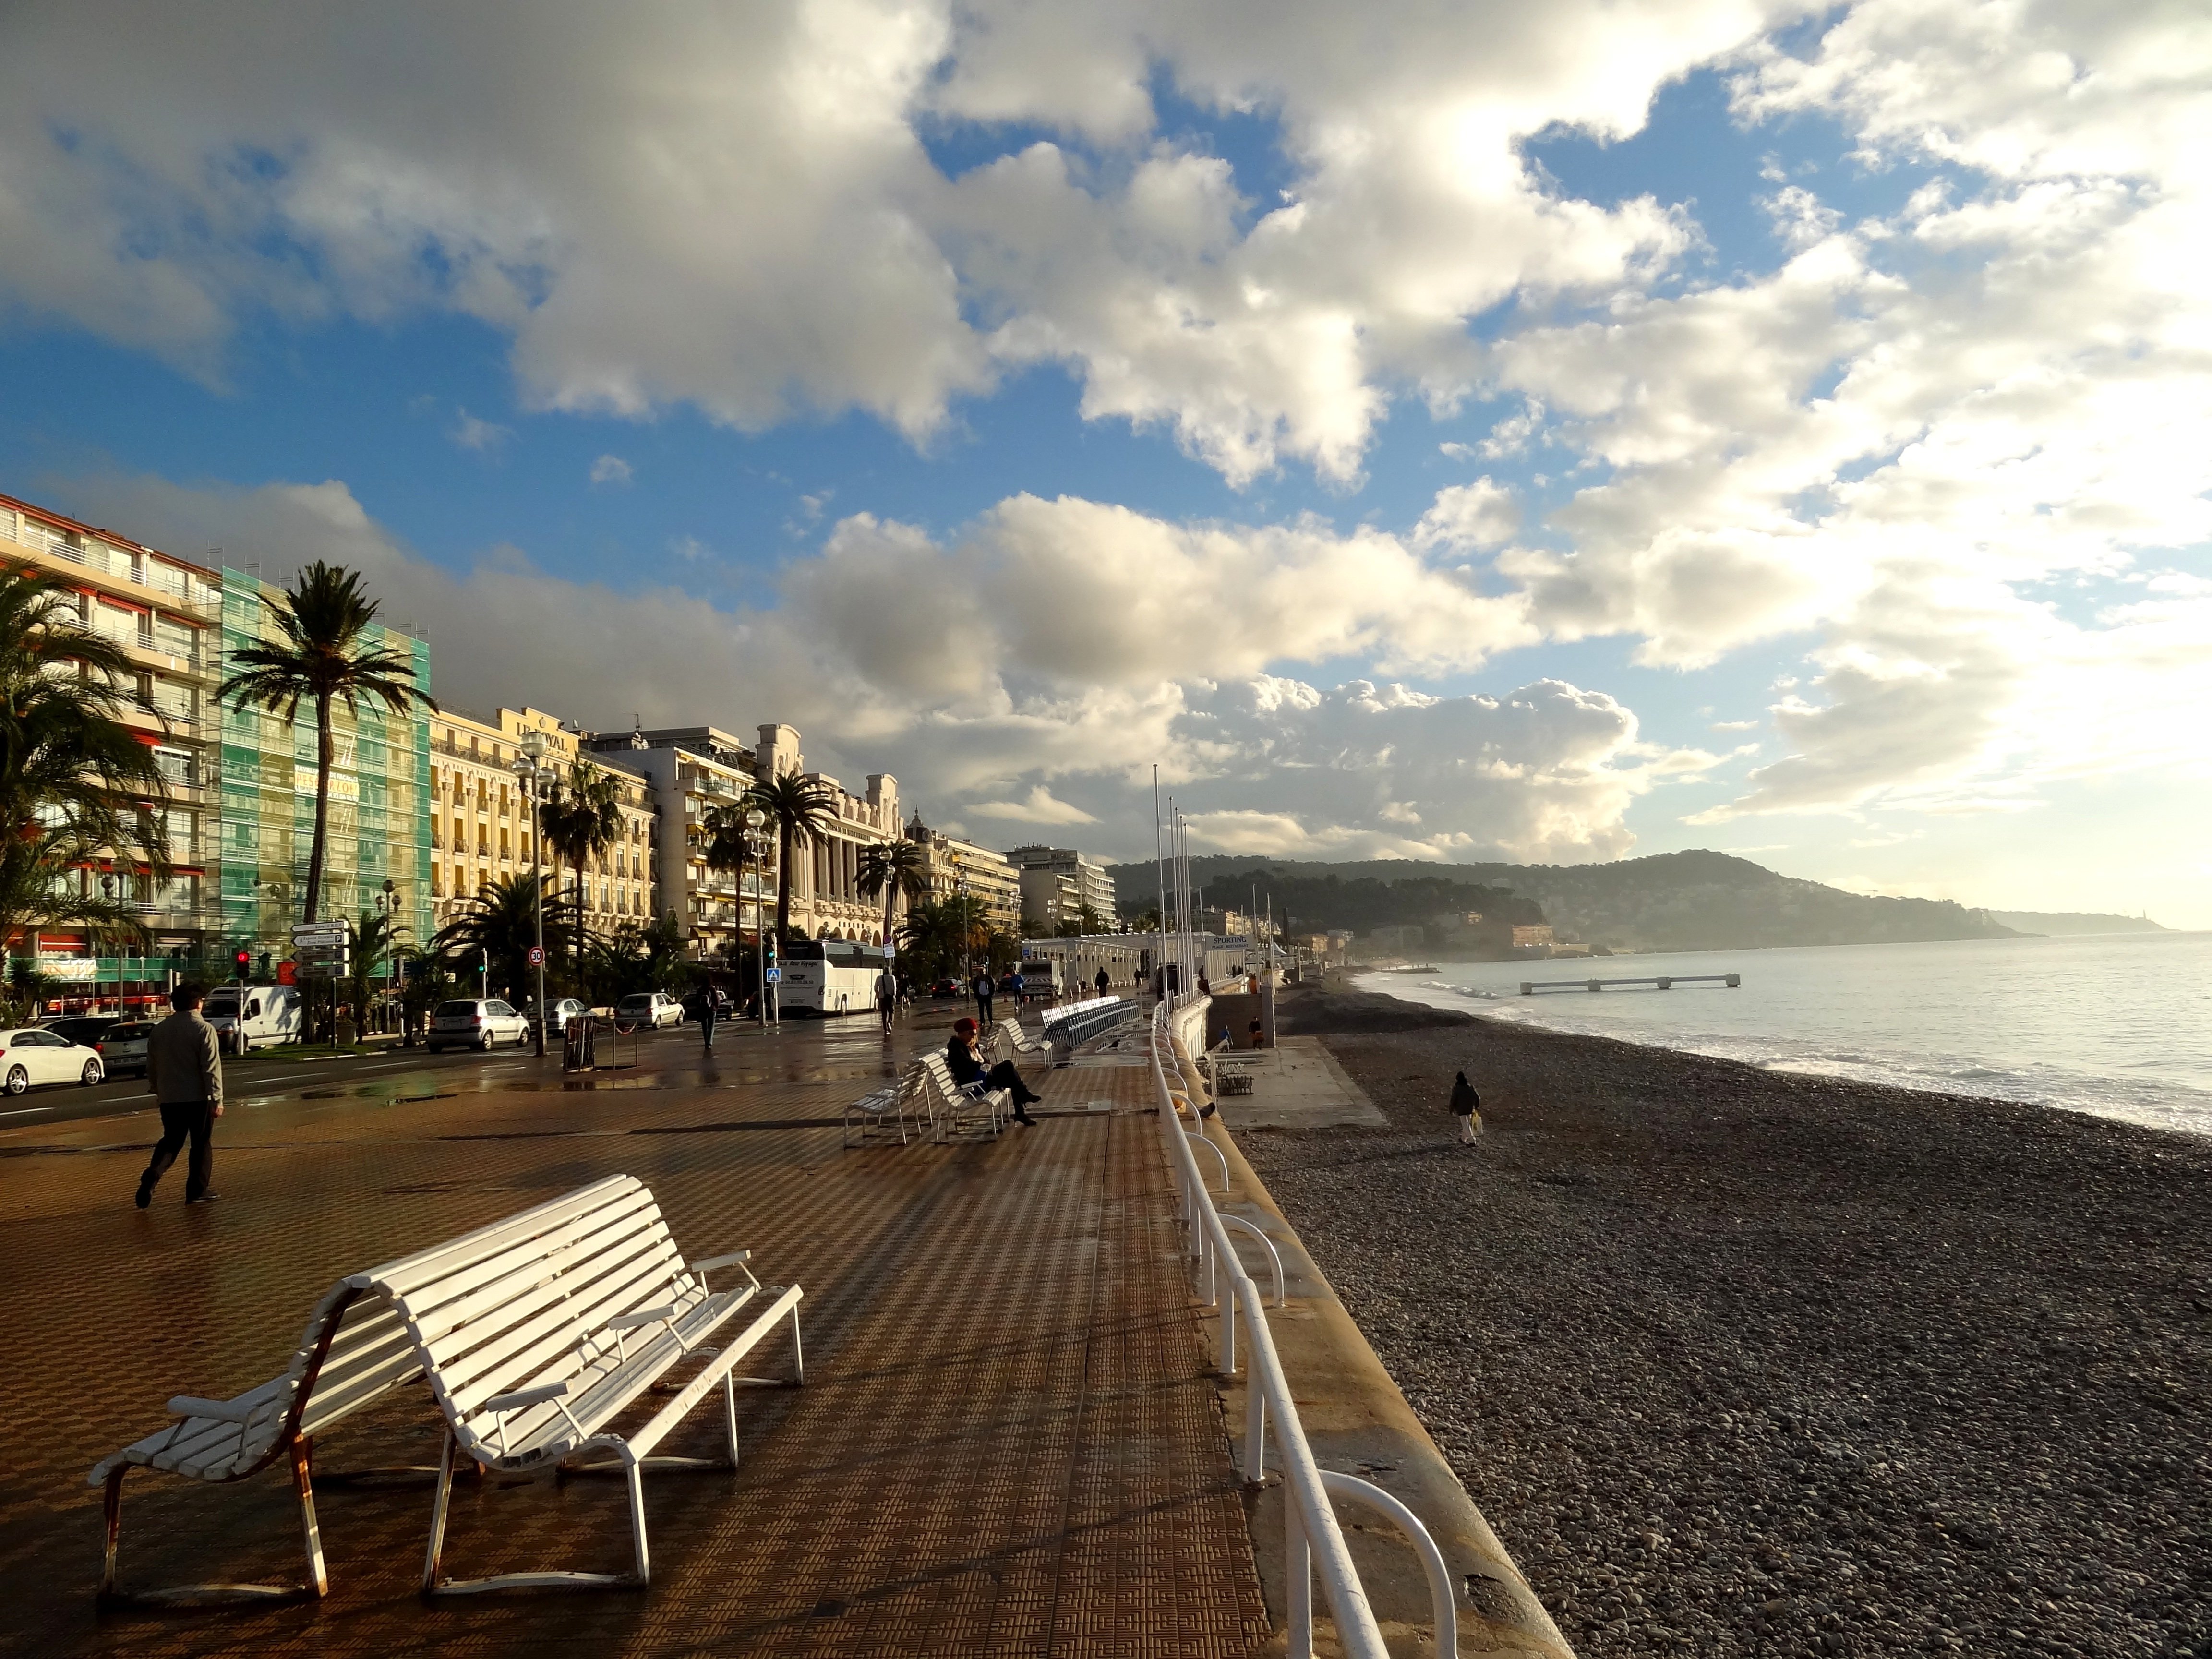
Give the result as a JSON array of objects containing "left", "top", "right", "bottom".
[{"left": 233, "top": 949, "right": 251, "bottom": 971}]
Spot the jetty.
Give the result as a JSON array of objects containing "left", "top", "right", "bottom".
[{"left": 1521, "top": 972, "right": 1741, "bottom": 994}]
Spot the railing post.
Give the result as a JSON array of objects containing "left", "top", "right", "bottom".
[
  {"left": 1244, "top": 1335, "right": 1266, "bottom": 1482},
  {"left": 1220, "top": 1271, "right": 1238, "bottom": 1377},
  {"left": 1286, "top": 1493, "right": 1313, "bottom": 1659}
]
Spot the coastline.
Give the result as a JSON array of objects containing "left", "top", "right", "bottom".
[{"left": 1238, "top": 980, "right": 2211, "bottom": 1657}]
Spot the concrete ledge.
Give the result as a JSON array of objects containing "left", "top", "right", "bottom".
[{"left": 1190, "top": 1113, "right": 1576, "bottom": 1659}]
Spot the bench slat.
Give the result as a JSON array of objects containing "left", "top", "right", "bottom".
[
  {"left": 389, "top": 1193, "right": 668, "bottom": 1337},
  {"left": 432, "top": 1240, "right": 687, "bottom": 1413},
  {"left": 353, "top": 1174, "right": 645, "bottom": 1296}
]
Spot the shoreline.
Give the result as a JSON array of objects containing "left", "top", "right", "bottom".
[{"left": 1237, "top": 981, "right": 2211, "bottom": 1657}]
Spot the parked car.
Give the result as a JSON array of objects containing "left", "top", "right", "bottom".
[
  {"left": 929, "top": 978, "right": 960, "bottom": 999},
  {"left": 614, "top": 991, "right": 684, "bottom": 1030},
  {"left": 426, "top": 998, "right": 531, "bottom": 1052},
  {"left": 42, "top": 1014, "right": 120, "bottom": 1049},
  {"left": 0, "top": 1026, "right": 103, "bottom": 1092},
  {"left": 679, "top": 987, "right": 733, "bottom": 1023},
  {"left": 95, "top": 1019, "right": 155, "bottom": 1078},
  {"left": 529, "top": 997, "right": 588, "bottom": 1034}
]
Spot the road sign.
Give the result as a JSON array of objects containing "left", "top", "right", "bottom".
[
  {"left": 882, "top": 943, "right": 896, "bottom": 958},
  {"left": 528, "top": 946, "right": 545, "bottom": 967},
  {"left": 764, "top": 967, "right": 781, "bottom": 984}
]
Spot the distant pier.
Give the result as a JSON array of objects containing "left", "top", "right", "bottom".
[{"left": 1520, "top": 973, "right": 1742, "bottom": 995}]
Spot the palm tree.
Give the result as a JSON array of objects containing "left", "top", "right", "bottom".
[
  {"left": 896, "top": 894, "right": 989, "bottom": 982},
  {"left": 343, "top": 908, "right": 409, "bottom": 1035},
  {"left": 856, "top": 837, "right": 929, "bottom": 946},
  {"left": 538, "top": 758, "right": 622, "bottom": 984},
  {"left": 0, "top": 566, "right": 171, "bottom": 965},
  {"left": 431, "top": 872, "right": 574, "bottom": 1004},
  {"left": 747, "top": 772, "right": 839, "bottom": 943},
  {"left": 216, "top": 562, "right": 434, "bottom": 923}
]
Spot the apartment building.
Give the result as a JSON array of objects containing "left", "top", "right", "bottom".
[
  {"left": 1006, "top": 844, "right": 1115, "bottom": 922},
  {"left": 0, "top": 494, "right": 226, "bottom": 990},
  {"left": 1018, "top": 866, "right": 1082, "bottom": 933},
  {"left": 584, "top": 722, "right": 904, "bottom": 960},
  {"left": 427, "top": 706, "right": 657, "bottom": 933},
  {"left": 218, "top": 566, "right": 434, "bottom": 958},
  {"left": 911, "top": 820, "right": 1023, "bottom": 935}
]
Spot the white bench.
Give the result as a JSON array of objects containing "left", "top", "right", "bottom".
[
  {"left": 339, "top": 1174, "right": 802, "bottom": 1592},
  {"left": 989, "top": 1017, "right": 1049, "bottom": 1061},
  {"left": 90, "top": 1280, "right": 425, "bottom": 1602},
  {"left": 842, "top": 1074, "right": 917, "bottom": 1147},
  {"left": 918, "top": 1052, "right": 1010, "bottom": 1142}
]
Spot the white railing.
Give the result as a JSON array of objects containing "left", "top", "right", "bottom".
[{"left": 1148, "top": 998, "right": 1460, "bottom": 1659}]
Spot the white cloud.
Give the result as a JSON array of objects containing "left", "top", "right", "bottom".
[
  {"left": 1412, "top": 477, "right": 1519, "bottom": 553},
  {"left": 589, "top": 453, "right": 633, "bottom": 485},
  {"left": 450, "top": 409, "right": 512, "bottom": 452},
  {"left": 965, "top": 785, "right": 1098, "bottom": 824}
]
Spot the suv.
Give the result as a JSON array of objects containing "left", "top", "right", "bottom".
[
  {"left": 42, "top": 1015, "right": 120, "bottom": 1049},
  {"left": 614, "top": 991, "right": 684, "bottom": 1030},
  {"left": 426, "top": 998, "right": 531, "bottom": 1052}
]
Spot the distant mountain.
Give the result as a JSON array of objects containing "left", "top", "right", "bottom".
[
  {"left": 1103, "top": 849, "right": 2029, "bottom": 954},
  {"left": 1986, "top": 911, "right": 2166, "bottom": 936}
]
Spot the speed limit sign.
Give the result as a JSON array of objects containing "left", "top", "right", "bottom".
[{"left": 527, "top": 946, "right": 545, "bottom": 966}]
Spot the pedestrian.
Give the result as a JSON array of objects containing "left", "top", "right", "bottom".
[
  {"left": 1449, "top": 1071, "right": 1483, "bottom": 1143},
  {"left": 876, "top": 966, "right": 898, "bottom": 1032},
  {"left": 1248, "top": 1017, "right": 1265, "bottom": 1050},
  {"left": 1010, "top": 968, "right": 1027, "bottom": 1007},
  {"left": 1094, "top": 966, "right": 1109, "bottom": 999},
  {"left": 135, "top": 983, "right": 224, "bottom": 1207},
  {"left": 700, "top": 981, "right": 718, "bottom": 1051},
  {"left": 973, "top": 969, "right": 994, "bottom": 1027},
  {"left": 947, "top": 1017, "right": 1041, "bottom": 1126}
]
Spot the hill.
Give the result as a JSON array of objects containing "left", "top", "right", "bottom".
[{"left": 1103, "top": 850, "right": 2040, "bottom": 955}]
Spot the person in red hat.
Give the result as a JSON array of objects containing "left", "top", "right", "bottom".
[{"left": 947, "top": 1016, "right": 1042, "bottom": 1126}]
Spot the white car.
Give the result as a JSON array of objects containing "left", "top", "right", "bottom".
[
  {"left": 529, "top": 997, "right": 588, "bottom": 1034},
  {"left": 426, "top": 998, "right": 532, "bottom": 1052},
  {"left": 614, "top": 991, "right": 684, "bottom": 1030},
  {"left": 0, "top": 1026, "right": 104, "bottom": 1093}
]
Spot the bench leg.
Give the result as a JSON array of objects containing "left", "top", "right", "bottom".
[
  {"left": 99, "top": 1465, "right": 124, "bottom": 1599},
  {"left": 423, "top": 1430, "right": 646, "bottom": 1595},
  {"left": 293, "top": 1438, "right": 328, "bottom": 1599},
  {"left": 723, "top": 1370, "right": 740, "bottom": 1468},
  {"left": 421, "top": 1429, "right": 456, "bottom": 1594},
  {"left": 626, "top": 1460, "right": 651, "bottom": 1587},
  {"left": 96, "top": 1459, "right": 321, "bottom": 1606}
]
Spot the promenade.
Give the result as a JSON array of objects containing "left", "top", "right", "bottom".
[{"left": 0, "top": 1007, "right": 1271, "bottom": 1657}]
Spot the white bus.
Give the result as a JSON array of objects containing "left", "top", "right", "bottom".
[{"left": 779, "top": 939, "right": 890, "bottom": 1017}]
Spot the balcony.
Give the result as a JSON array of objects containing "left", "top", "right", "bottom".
[{"left": 5, "top": 520, "right": 223, "bottom": 616}]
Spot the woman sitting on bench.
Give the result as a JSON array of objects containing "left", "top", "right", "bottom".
[{"left": 948, "top": 1018, "right": 1042, "bottom": 1127}]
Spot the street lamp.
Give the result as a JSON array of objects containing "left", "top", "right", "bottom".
[
  {"left": 99, "top": 871, "right": 117, "bottom": 1016},
  {"left": 743, "top": 804, "right": 770, "bottom": 1030},
  {"left": 513, "top": 730, "right": 558, "bottom": 1057}
]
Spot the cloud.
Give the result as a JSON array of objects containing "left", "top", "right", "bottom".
[
  {"left": 589, "top": 453, "right": 633, "bottom": 485},
  {"left": 1412, "top": 477, "right": 1519, "bottom": 553},
  {"left": 450, "top": 409, "right": 512, "bottom": 452},
  {"left": 52, "top": 468, "right": 1683, "bottom": 865},
  {"left": 965, "top": 784, "right": 1098, "bottom": 824}
]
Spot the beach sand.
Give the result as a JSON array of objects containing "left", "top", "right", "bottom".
[{"left": 1234, "top": 981, "right": 2210, "bottom": 1657}]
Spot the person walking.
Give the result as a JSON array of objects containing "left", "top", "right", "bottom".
[
  {"left": 700, "top": 982, "right": 718, "bottom": 1052},
  {"left": 136, "top": 984, "right": 225, "bottom": 1207},
  {"left": 1449, "top": 1071, "right": 1483, "bottom": 1143},
  {"left": 1094, "top": 966, "right": 1109, "bottom": 999},
  {"left": 876, "top": 966, "right": 898, "bottom": 1033},
  {"left": 948, "top": 1017, "right": 1041, "bottom": 1125},
  {"left": 972, "top": 969, "right": 994, "bottom": 1028}
]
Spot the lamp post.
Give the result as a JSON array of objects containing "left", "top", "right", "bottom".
[
  {"left": 513, "top": 731, "right": 556, "bottom": 1057},
  {"left": 99, "top": 870, "right": 117, "bottom": 1016},
  {"left": 744, "top": 804, "right": 770, "bottom": 1030}
]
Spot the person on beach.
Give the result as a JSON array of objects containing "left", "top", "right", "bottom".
[
  {"left": 1449, "top": 1071, "right": 1482, "bottom": 1143},
  {"left": 947, "top": 1017, "right": 1040, "bottom": 1125},
  {"left": 136, "top": 983, "right": 224, "bottom": 1207}
]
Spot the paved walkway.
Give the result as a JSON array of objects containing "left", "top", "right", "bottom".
[{"left": 0, "top": 1010, "right": 1269, "bottom": 1656}]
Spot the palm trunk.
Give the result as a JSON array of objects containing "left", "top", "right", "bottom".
[
  {"left": 573, "top": 855, "right": 587, "bottom": 992},
  {"left": 776, "top": 824, "right": 793, "bottom": 942},
  {"left": 303, "top": 692, "right": 334, "bottom": 924}
]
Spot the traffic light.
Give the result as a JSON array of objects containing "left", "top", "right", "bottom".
[
  {"left": 233, "top": 947, "right": 251, "bottom": 979},
  {"left": 258, "top": 951, "right": 271, "bottom": 977}
]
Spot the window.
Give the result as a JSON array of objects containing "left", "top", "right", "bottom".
[{"left": 499, "top": 828, "right": 510, "bottom": 860}]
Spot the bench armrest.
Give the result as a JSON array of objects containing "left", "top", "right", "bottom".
[
  {"left": 483, "top": 1380, "right": 571, "bottom": 1416},
  {"left": 167, "top": 1393, "right": 275, "bottom": 1424},
  {"left": 692, "top": 1250, "right": 751, "bottom": 1273},
  {"left": 604, "top": 1304, "right": 679, "bottom": 1331}
]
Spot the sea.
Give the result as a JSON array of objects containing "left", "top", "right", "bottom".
[{"left": 1355, "top": 930, "right": 2212, "bottom": 1140}]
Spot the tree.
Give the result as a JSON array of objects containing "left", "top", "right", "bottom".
[
  {"left": 695, "top": 801, "right": 757, "bottom": 958},
  {"left": 747, "top": 772, "right": 839, "bottom": 943},
  {"left": 217, "top": 562, "right": 433, "bottom": 923},
  {"left": 856, "top": 837, "right": 930, "bottom": 946},
  {"left": 896, "top": 894, "right": 989, "bottom": 982},
  {"left": 430, "top": 873, "right": 573, "bottom": 1003},
  {"left": 0, "top": 566, "right": 172, "bottom": 969},
  {"left": 343, "top": 908, "right": 409, "bottom": 1034},
  {"left": 538, "top": 758, "right": 623, "bottom": 984}
]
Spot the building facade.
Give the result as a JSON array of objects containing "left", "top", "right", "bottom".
[
  {"left": 1018, "top": 866, "right": 1082, "bottom": 933},
  {"left": 0, "top": 494, "right": 226, "bottom": 997},
  {"left": 911, "top": 820, "right": 1023, "bottom": 936},
  {"left": 1006, "top": 845, "right": 1115, "bottom": 924},
  {"left": 427, "top": 706, "right": 658, "bottom": 936}
]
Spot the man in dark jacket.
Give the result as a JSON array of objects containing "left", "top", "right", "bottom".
[
  {"left": 1450, "top": 1071, "right": 1482, "bottom": 1143},
  {"left": 972, "top": 970, "right": 994, "bottom": 1027},
  {"left": 1094, "top": 966, "right": 1109, "bottom": 998},
  {"left": 136, "top": 984, "right": 225, "bottom": 1206}
]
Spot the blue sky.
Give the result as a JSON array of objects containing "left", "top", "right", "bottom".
[{"left": 2, "top": 1, "right": 2206, "bottom": 923}]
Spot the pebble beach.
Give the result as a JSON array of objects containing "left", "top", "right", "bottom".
[{"left": 1237, "top": 982, "right": 2211, "bottom": 1658}]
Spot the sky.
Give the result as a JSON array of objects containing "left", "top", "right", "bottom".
[{"left": 1, "top": 0, "right": 2207, "bottom": 925}]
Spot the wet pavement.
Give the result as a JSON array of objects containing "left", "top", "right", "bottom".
[{"left": 0, "top": 1007, "right": 1269, "bottom": 1657}]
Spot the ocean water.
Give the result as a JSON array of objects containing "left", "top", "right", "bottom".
[{"left": 1355, "top": 930, "right": 2212, "bottom": 1139}]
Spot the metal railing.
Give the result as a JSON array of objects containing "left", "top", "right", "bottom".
[{"left": 1148, "top": 998, "right": 1456, "bottom": 1659}]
